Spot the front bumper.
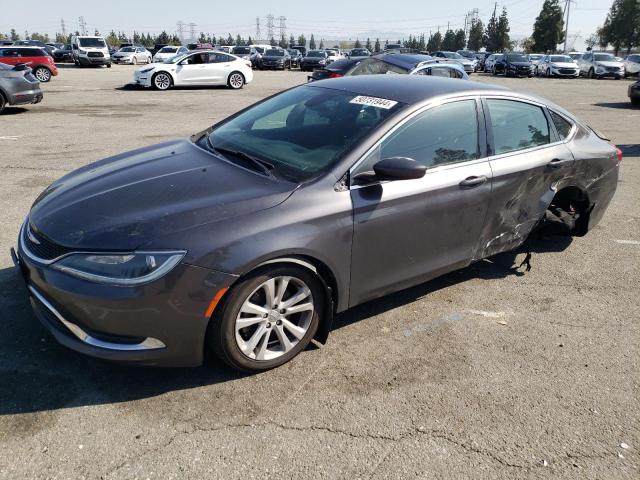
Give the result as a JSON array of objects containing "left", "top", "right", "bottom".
[
  {"left": 78, "top": 56, "right": 111, "bottom": 66},
  {"left": 14, "top": 231, "right": 238, "bottom": 367},
  {"left": 134, "top": 71, "right": 153, "bottom": 87},
  {"left": 595, "top": 69, "right": 624, "bottom": 78},
  {"left": 551, "top": 68, "right": 579, "bottom": 77},
  {"left": 113, "top": 57, "right": 134, "bottom": 64}
]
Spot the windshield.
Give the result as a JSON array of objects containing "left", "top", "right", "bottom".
[
  {"left": 443, "top": 52, "right": 462, "bottom": 59},
  {"left": 79, "top": 37, "right": 106, "bottom": 48},
  {"left": 351, "top": 49, "right": 369, "bottom": 56},
  {"left": 255, "top": 47, "right": 265, "bottom": 53},
  {"left": 265, "top": 49, "right": 284, "bottom": 56},
  {"left": 348, "top": 57, "right": 408, "bottom": 75},
  {"left": 594, "top": 53, "right": 616, "bottom": 62},
  {"left": 204, "top": 86, "right": 403, "bottom": 182},
  {"left": 232, "top": 47, "right": 251, "bottom": 54},
  {"left": 529, "top": 54, "right": 543, "bottom": 60},
  {"left": 506, "top": 54, "right": 528, "bottom": 62},
  {"left": 160, "top": 46, "right": 178, "bottom": 53},
  {"left": 550, "top": 55, "right": 572, "bottom": 63},
  {"left": 457, "top": 51, "right": 474, "bottom": 58},
  {"left": 569, "top": 53, "right": 581, "bottom": 59},
  {"left": 120, "top": 47, "right": 135, "bottom": 52},
  {"left": 307, "top": 50, "right": 326, "bottom": 57}
]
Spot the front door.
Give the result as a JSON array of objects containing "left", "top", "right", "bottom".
[
  {"left": 349, "top": 99, "right": 493, "bottom": 306},
  {"left": 176, "top": 52, "right": 210, "bottom": 84}
]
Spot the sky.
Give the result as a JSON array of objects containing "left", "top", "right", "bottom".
[{"left": 0, "top": 0, "right": 614, "bottom": 50}]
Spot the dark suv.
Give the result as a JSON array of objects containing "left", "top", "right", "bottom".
[{"left": 494, "top": 53, "right": 534, "bottom": 77}]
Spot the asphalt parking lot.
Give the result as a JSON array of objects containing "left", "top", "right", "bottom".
[{"left": 0, "top": 64, "right": 638, "bottom": 479}]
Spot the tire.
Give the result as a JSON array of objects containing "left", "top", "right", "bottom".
[
  {"left": 0, "top": 92, "right": 6, "bottom": 114},
  {"left": 152, "top": 72, "right": 172, "bottom": 90},
  {"left": 228, "top": 71, "right": 245, "bottom": 89},
  {"left": 132, "top": 57, "right": 137, "bottom": 65},
  {"left": 147, "top": 56, "right": 151, "bottom": 64},
  {"left": 631, "top": 97, "right": 640, "bottom": 105},
  {"left": 33, "top": 67, "right": 52, "bottom": 82},
  {"left": 588, "top": 68, "right": 595, "bottom": 79},
  {"left": 106, "top": 63, "right": 111, "bottom": 68},
  {"left": 209, "top": 266, "right": 324, "bottom": 372}
]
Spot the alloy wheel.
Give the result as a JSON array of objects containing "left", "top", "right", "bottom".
[
  {"left": 234, "top": 276, "right": 314, "bottom": 361},
  {"left": 154, "top": 73, "right": 171, "bottom": 90},
  {"left": 34, "top": 67, "right": 51, "bottom": 82},
  {"left": 229, "top": 73, "right": 244, "bottom": 89},
  {"left": 132, "top": 57, "right": 137, "bottom": 65}
]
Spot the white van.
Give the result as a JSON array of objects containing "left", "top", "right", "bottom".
[{"left": 70, "top": 35, "right": 111, "bottom": 67}]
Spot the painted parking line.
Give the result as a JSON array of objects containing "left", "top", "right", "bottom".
[{"left": 615, "top": 240, "right": 640, "bottom": 245}]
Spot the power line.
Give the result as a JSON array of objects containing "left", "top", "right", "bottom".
[
  {"left": 277, "top": 16, "right": 286, "bottom": 39},
  {"left": 176, "top": 20, "right": 185, "bottom": 42},
  {"left": 265, "top": 14, "right": 274, "bottom": 39}
]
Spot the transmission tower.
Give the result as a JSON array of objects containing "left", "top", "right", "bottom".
[
  {"left": 277, "top": 16, "right": 287, "bottom": 39},
  {"left": 78, "top": 16, "right": 87, "bottom": 35},
  {"left": 60, "top": 18, "right": 66, "bottom": 37},
  {"left": 265, "top": 14, "right": 275, "bottom": 40},
  {"left": 255, "top": 17, "right": 261, "bottom": 41},
  {"left": 188, "top": 22, "right": 197, "bottom": 42},
  {"left": 464, "top": 8, "right": 479, "bottom": 37},
  {"left": 177, "top": 21, "right": 185, "bottom": 43}
]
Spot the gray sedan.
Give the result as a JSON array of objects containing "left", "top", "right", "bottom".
[
  {"left": 0, "top": 62, "right": 42, "bottom": 113},
  {"left": 15, "top": 76, "right": 620, "bottom": 371}
]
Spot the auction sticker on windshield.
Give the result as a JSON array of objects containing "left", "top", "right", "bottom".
[{"left": 350, "top": 96, "right": 398, "bottom": 109}]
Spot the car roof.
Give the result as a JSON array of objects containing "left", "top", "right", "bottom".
[
  {"left": 372, "top": 53, "right": 434, "bottom": 69},
  {"left": 307, "top": 75, "right": 508, "bottom": 104},
  {"left": 1, "top": 46, "right": 45, "bottom": 51}
]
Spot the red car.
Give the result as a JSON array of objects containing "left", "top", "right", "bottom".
[{"left": 0, "top": 46, "right": 58, "bottom": 82}]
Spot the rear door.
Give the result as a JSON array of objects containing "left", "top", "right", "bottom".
[
  {"left": 349, "top": 98, "right": 493, "bottom": 306},
  {"left": 479, "top": 97, "right": 575, "bottom": 257},
  {"left": 207, "top": 53, "right": 234, "bottom": 84}
]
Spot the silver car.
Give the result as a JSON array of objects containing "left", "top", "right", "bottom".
[
  {"left": 112, "top": 46, "right": 152, "bottom": 65},
  {"left": 0, "top": 62, "right": 42, "bottom": 113},
  {"left": 579, "top": 52, "right": 625, "bottom": 79}
]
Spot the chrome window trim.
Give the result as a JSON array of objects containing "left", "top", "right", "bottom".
[
  {"left": 28, "top": 285, "right": 166, "bottom": 351},
  {"left": 348, "top": 95, "right": 485, "bottom": 186}
]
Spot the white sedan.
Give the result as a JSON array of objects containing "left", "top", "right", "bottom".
[
  {"left": 112, "top": 46, "right": 152, "bottom": 65},
  {"left": 624, "top": 54, "right": 640, "bottom": 77},
  {"left": 134, "top": 50, "right": 254, "bottom": 90},
  {"left": 153, "top": 45, "right": 189, "bottom": 63}
]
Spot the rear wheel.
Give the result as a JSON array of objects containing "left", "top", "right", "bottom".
[
  {"left": 588, "top": 68, "right": 595, "bottom": 79},
  {"left": 33, "top": 66, "right": 52, "bottom": 82},
  {"left": 209, "top": 266, "right": 324, "bottom": 372},
  {"left": 228, "top": 71, "right": 245, "bottom": 89},
  {"left": 132, "top": 56, "right": 137, "bottom": 65},
  {"left": 0, "top": 93, "right": 6, "bottom": 113},
  {"left": 152, "top": 72, "right": 172, "bottom": 90}
]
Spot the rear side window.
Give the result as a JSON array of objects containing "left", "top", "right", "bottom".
[
  {"left": 348, "top": 58, "right": 407, "bottom": 76},
  {"left": 549, "top": 111, "right": 573, "bottom": 140},
  {"left": 487, "top": 99, "right": 550, "bottom": 155},
  {"left": 354, "top": 100, "right": 479, "bottom": 173}
]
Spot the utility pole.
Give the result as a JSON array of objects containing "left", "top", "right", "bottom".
[
  {"left": 255, "top": 17, "right": 261, "bottom": 41},
  {"left": 265, "top": 14, "right": 275, "bottom": 40},
  {"left": 563, "top": 0, "right": 574, "bottom": 53},
  {"left": 78, "top": 16, "right": 87, "bottom": 35},
  {"left": 60, "top": 18, "right": 66, "bottom": 37},
  {"left": 277, "top": 16, "right": 287, "bottom": 40},
  {"left": 177, "top": 21, "right": 185, "bottom": 43}
]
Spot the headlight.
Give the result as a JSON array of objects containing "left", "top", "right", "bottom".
[
  {"left": 79, "top": 49, "right": 87, "bottom": 54},
  {"left": 52, "top": 251, "right": 185, "bottom": 286},
  {"left": 318, "top": 59, "right": 326, "bottom": 65},
  {"left": 140, "top": 67, "right": 155, "bottom": 73}
]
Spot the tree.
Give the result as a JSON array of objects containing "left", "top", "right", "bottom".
[
  {"left": 365, "top": 38, "right": 372, "bottom": 51},
  {"left": 236, "top": 34, "right": 243, "bottom": 46},
  {"left": 156, "top": 31, "right": 170, "bottom": 45},
  {"left": 585, "top": 33, "right": 598, "bottom": 50},
  {"left": 279, "top": 33, "right": 287, "bottom": 48},
  {"left": 532, "top": 0, "right": 565, "bottom": 53},
  {"left": 270, "top": 36, "right": 277, "bottom": 46},
  {"left": 247, "top": 36, "right": 253, "bottom": 45},
  {"left": 170, "top": 35, "right": 181, "bottom": 45},
  {"left": 467, "top": 18, "right": 484, "bottom": 51},
  {"left": 597, "top": 0, "right": 640, "bottom": 55},
  {"left": 374, "top": 38, "right": 381, "bottom": 52},
  {"left": 297, "top": 34, "right": 306, "bottom": 47},
  {"left": 10, "top": 29, "right": 19, "bottom": 41},
  {"left": 289, "top": 34, "right": 295, "bottom": 47},
  {"left": 319, "top": 38, "right": 324, "bottom": 49},
  {"left": 309, "top": 34, "right": 316, "bottom": 49},
  {"left": 484, "top": 8, "right": 499, "bottom": 51},
  {"left": 354, "top": 38, "right": 362, "bottom": 48},
  {"left": 418, "top": 33, "right": 426, "bottom": 51},
  {"left": 441, "top": 30, "right": 456, "bottom": 51},
  {"left": 454, "top": 29, "right": 466, "bottom": 50},
  {"left": 520, "top": 36, "right": 536, "bottom": 53},
  {"left": 427, "top": 31, "right": 442, "bottom": 52},
  {"left": 199, "top": 32, "right": 207, "bottom": 43},
  {"left": 497, "top": 7, "right": 511, "bottom": 51}
]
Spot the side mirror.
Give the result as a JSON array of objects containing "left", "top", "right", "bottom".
[{"left": 373, "top": 157, "right": 426, "bottom": 181}]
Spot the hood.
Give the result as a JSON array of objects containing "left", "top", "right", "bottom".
[
  {"left": 508, "top": 61, "right": 531, "bottom": 67},
  {"left": 263, "top": 55, "right": 286, "bottom": 60},
  {"left": 303, "top": 57, "right": 325, "bottom": 62},
  {"left": 114, "top": 51, "right": 134, "bottom": 57},
  {"left": 29, "top": 139, "right": 296, "bottom": 250},
  {"left": 550, "top": 62, "right": 578, "bottom": 68},
  {"left": 596, "top": 61, "right": 623, "bottom": 68}
]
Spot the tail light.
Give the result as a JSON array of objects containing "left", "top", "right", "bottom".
[
  {"left": 616, "top": 147, "right": 623, "bottom": 163},
  {"left": 328, "top": 72, "right": 343, "bottom": 78}
]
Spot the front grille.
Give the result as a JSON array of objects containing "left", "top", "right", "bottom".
[
  {"left": 23, "top": 224, "right": 72, "bottom": 261},
  {"left": 606, "top": 66, "right": 620, "bottom": 72},
  {"left": 559, "top": 69, "right": 576, "bottom": 74},
  {"left": 88, "top": 52, "right": 104, "bottom": 58}
]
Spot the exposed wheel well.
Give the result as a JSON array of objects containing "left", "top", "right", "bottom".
[{"left": 547, "top": 186, "right": 591, "bottom": 236}]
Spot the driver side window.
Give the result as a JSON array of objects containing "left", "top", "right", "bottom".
[{"left": 352, "top": 100, "right": 480, "bottom": 177}]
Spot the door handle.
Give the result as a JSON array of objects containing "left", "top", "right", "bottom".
[
  {"left": 547, "top": 158, "right": 571, "bottom": 168},
  {"left": 459, "top": 175, "right": 487, "bottom": 188}
]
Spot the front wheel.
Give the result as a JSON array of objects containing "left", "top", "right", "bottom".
[
  {"left": 228, "top": 71, "right": 245, "bottom": 89},
  {"left": 0, "top": 93, "right": 6, "bottom": 113},
  {"left": 132, "top": 57, "right": 137, "bottom": 65},
  {"left": 152, "top": 72, "right": 172, "bottom": 90},
  {"left": 33, "top": 66, "right": 52, "bottom": 82},
  {"left": 588, "top": 68, "right": 595, "bottom": 79},
  {"left": 209, "top": 266, "right": 324, "bottom": 371}
]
